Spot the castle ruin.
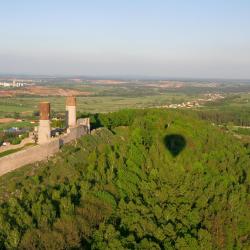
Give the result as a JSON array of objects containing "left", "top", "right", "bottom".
[{"left": 0, "top": 97, "right": 90, "bottom": 177}]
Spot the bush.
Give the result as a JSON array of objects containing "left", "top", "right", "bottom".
[{"left": 9, "top": 137, "right": 21, "bottom": 145}]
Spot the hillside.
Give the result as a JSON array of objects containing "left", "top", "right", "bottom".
[{"left": 0, "top": 109, "right": 249, "bottom": 249}]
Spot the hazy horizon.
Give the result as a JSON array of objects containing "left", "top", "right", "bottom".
[
  {"left": 1, "top": 73, "right": 250, "bottom": 82},
  {"left": 1, "top": 0, "right": 250, "bottom": 79}
]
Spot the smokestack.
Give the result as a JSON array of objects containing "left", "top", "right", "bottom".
[
  {"left": 38, "top": 102, "right": 51, "bottom": 144},
  {"left": 66, "top": 96, "right": 76, "bottom": 128}
]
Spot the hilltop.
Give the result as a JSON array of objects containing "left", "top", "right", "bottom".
[{"left": 0, "top": 109, "right": 249, "bottom": 249}]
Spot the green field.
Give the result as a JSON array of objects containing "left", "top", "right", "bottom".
[
  {"left": 0, "top": 93, "right": 195, "bottom": 118},
  {"left": 0, "top": 121, "right": 35, "bottom": 131},
  {"left": 0, "top": 82, "right": 249, "bottom": 139},
  {"left": 1, "top": 93, "right": 249, "bottom": 119},
  {"left": 1, "top": 81, "right": 249, "bottom": 119}
]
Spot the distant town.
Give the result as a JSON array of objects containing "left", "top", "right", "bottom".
[
  {"left": 157, "top": 93, "right": 225, "bottom": 109},
  {"left": 0, "top": 79, "right": 33, "bottom": 88}
]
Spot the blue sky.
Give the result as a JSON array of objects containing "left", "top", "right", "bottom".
[{"left": 0, "top": 0, "right": 250, "bottom": 78}]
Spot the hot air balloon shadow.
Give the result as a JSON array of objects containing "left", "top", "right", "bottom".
[{"left": 164, "top": 134, "right": 186, "bottom": 157}]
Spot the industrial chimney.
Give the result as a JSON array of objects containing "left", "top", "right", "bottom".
[
  {"left": 66, "top": 96, "right": 76, "bottom": 128},
  {"left": 38, "top": 102, "right": 51, "bottom": 144}
]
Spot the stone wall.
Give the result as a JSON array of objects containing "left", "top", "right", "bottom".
[
  {"left": 59, "top": 126, "right": 88, "bottom": 145},
  {"left": 0, "top": 125, "right": 88, "bottom": 177},
  {"left": 0, "top": 139, "right": 59, "bottom": 177}
]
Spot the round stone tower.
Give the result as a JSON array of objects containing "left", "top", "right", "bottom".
[
  {"left": 38, "top": 102, "right": 51, "bottom": 144},
  {"left": 66, "top": 96, "right": 76, "bottom": 128}
]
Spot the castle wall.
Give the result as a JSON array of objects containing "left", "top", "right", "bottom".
[
  {"left": 0, "top": 125, "right": 88, "bottom": 177},
  {"left": 60, "top": 126, "right": 88, "bottom": 145},
  {"left": 0, "top": 139, "right": 59, "bottom": 177}
]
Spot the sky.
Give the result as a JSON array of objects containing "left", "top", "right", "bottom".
[{"left": 0, "top": 0, "right": 250, "bottom": 79}]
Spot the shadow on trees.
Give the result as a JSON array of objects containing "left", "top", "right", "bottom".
[{"left": 164, "top": 134, "right": 186, "bottom": 157}]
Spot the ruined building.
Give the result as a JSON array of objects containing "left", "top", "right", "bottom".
[{"left": 0, "top": 96, "right": 90, "bottom": 176}]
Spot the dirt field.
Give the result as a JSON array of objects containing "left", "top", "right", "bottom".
[
  {"left": 147, "top": 81, "right": 184, "bottom": 88},
  {"left": 0, "top": 86, "right": 92, "bottom": 97},
  {"left": 0, "top": 118, "right": 17, "bottom": 124},
  {"left": 88, "top": 80, "right": 128, "bottom": 85}
]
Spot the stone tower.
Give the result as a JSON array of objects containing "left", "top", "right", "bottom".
[
  {"left": 66, "top": 96, "right": 76, "bottom": 128},
  {"left": 38, "top": 102, "right": 51, "bottom": 144}
]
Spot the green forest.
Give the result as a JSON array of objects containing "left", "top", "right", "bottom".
[{"left": 0, "top": 109, "right": 249, "bottom": 249}]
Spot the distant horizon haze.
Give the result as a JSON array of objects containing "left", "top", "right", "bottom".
[
  {"left": 0, "top": 0, "right": 250, "bottom": 79},
  {"left": 1, "top": 73, "right": 250, "bottom": 82}
]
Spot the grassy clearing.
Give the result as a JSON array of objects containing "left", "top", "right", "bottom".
[
  {"left": 0, "top": 143, "right": 35, "bottom": 158},
  {"left": 0, "top": 148, "right": 24, "bottom": 158}
]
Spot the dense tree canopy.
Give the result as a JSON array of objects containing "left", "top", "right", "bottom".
[
  {"left": 197, "top": 108, "right": 250, "bottom": 126},
  {"left": 0, "top": 109, "right": 249, "bottom": 249}
]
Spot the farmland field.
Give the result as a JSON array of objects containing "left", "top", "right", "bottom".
[
  {"left": 0, "top": 79, "right": 249, "bottom": 134},
  {"left": 1, "top": 79, "right": 249, "bottom": 116},
  {"left": 0, "top": 93, "right": 193, "bottom": 117}
]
